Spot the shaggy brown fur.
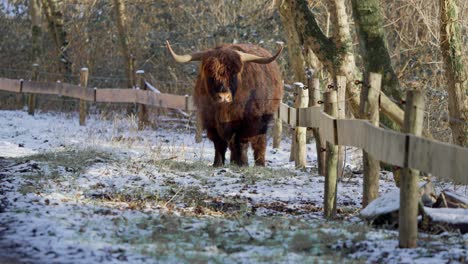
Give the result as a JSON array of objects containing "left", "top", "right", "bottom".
[{"left": 193, "top": 44, "right": 283, "bottom": 166}]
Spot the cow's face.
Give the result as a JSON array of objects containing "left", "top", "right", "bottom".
[
  {"left": 203, "top": 53, "right": 242, "bottom": 104},
  {"left": 166, "top": 40, "right": 283, "bottom": 104}
]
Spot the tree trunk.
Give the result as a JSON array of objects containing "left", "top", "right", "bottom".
[
  {"left": 351, "top": 0, "right": 402, "bottom": 101},
  {"left": 329, "top": 0, "right": 357, "bottom": 86},
  {"left": 329, "top": 0, "right": 356, "bottom": 177},
  {"left": 277, "top": 0, "right": 306, "bottom": 165},
  {"left": 277, "top": 0, "right": 306, "bottom": 84},
  {"left": 439, "top": 0, "right": 468, "bottom": 147},
  {"left": 27, "top": 0, "right": 42, "bottom": 113},
  {"left": 41, "top": 0, "right": 72, "bottom": 81},
  {"left": 277, "top": 0, "right": 405, "bottom": 127},
  {"left": 30, "top": 0, "right": 42, "bottom": 65},
  {"left": 113, "top": 0, "right": 135, "bottom": 89},
  {"left": 351, "top": 0, "right": 404, "bottom": 130}
]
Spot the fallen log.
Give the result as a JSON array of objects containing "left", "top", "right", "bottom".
[
  {"left": 361, "top": 184, "right": 468, "bottom": 234},
  {"left": 433, "top": 190, "right": 468, "bottom": 209},
  {"left": 423, "top": 207, "right": 468, "bottom": 234},
  {"left": 360, "top": 181, "right": 435, "bottom": 226}
]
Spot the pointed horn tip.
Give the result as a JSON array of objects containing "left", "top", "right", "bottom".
[
  {"left": 275, "top": 43, "right": 284, "bottom": 54},
  {"left": 165, "top": 40, "right": 172, "bottom": 51}
]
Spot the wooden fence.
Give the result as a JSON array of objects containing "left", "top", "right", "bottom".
[
  {"left": 0, "top": 74, "right": 466, "bottom": 184},
  {"left": 276, "top": 100, "right": 467, "bottom": 184},
  {"left": 1, "top": 70, "right": 467, "bottom": 248},
  {"left": 0, "top": 77, "right": 195, "bottom": 111}
]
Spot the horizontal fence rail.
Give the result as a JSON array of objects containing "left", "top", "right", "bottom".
[
  {"left": 0, "top": 78, "right": 195, "bottom": 111},
  {"left": 274, "top": 104, "right": 468, "bottom": 185},
  {"left": 1, "top": 77, "right": 467, "bottom": 184}
]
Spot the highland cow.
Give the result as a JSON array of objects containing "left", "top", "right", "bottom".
[{"left": 166, "top": 41, "right": 283, "bottom": 166}]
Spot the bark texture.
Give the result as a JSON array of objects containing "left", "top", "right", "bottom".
[
  {"left": 439, "top": 0, "right": 468, "bottom": 147},
  {"left": 351, "top": 0, "right": 404, "bottom": 130},
  {"left": 278, "top": 0, "right": 360, "bottom": 118},
  {"left": 41, "top": 0, "right": 72, "bottom": 81},
  {"left": 277, "top": 1, "right": 307, "bottom": 84},
  {"left": 113, "top": 0, "right": 135, "bottom": 89},
  {"left": 277, "top": 0, "right": 406, "bottom": 127},
  {"left": 351, "top": 0, "right": 402, "bottom": 102},
  {"left": 30, "top": 0, "right": 42, "bottom": 65}
]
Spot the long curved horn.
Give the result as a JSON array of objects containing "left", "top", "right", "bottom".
[
  {"left": 236, "top": 44, "right": 283, "bottom": 64},
  {"left": 166, "top": 40, "right": 204, "bottom": 63}
]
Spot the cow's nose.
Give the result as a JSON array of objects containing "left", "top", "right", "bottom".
[{"left": 215, "top": 92, "right": 232, "bottom": 103}]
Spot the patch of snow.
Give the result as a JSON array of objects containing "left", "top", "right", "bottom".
[
  {"left": 0, "top": 140, "right": 36, "bottom": 157},
  {"left": 0, "top": 109, "right": 466, "bottom": 263},
  {"left": 360, "top": 188, "right": 400, "bottom": 219},
  {"left": 424, "top": 207, "right": 468, "bottom": 224}
]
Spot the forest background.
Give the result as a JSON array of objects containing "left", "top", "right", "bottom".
[{"left": 0, "top": 0, "right": 466, "bottom": 144}]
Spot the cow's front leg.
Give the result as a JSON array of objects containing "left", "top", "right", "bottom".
[
  {"left": 230, "top": 135, "right": 248, "bottom": 166},
  {"left": 251, "top": 135, "right": 267, "bottom": 166},
  {"left": 213, "top": 139, "right": 228, "bottom": 167},
  {"left": 207, "top": 128, "right": 227, "bottom": 167}
]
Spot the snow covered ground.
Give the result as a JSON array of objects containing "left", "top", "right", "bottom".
[{"left": 0, "top": 109, "right": 466, "bottom": 263}]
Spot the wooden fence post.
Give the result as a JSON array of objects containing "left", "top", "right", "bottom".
[
  {"left": 289, "top": 130, "right": 296, "bottom": 162},
  {"left": 15, "top": 80, "right": 24, "bottom": 110},
  {"left": 289, "top": 83, "right": 297, "bottom": 162},
  {"left": 294, "top": 82, "right": 309, "bottom": 168},
  {"left": 79, "top": 68, "right": 89, "bottom": 126},
  {"left": 399, "top": 89, "right": 424, "bottom": 248},
  {"left": 27, "top": 64, "right": 39, "bottom": 115},
  {"left": 273, "top": 107, "right": 282, "bottom": 149},
  {"left": 336, "top": 75, "right": 347, "bottom": 178},
  {"left": 136, "top": 70, "right": 148, "bottom": 130},
  {"left": 309, "top": 76, "right": 326, "bottom": 176},
  {"left": 195, "top": 112, "right": 203, "bottom": 143},
  {"left": 324, "top": 90, "right": 338, "bottom": 218},
  {"left": 361, "top": 72, "right": 382, "bottom": 207},
  {"left": 272, "top": 78, "right": 283, "bottom": 149}
]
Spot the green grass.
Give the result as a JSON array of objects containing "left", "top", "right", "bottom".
[
  {"left": 8, "top": 147, "right": 368, "bottom": 263},
  {"left": 14, "top": 148, "right": 114, "bottom": 194},
  {"left": 14, "top": 148, "right": 113, "bottom": 174},
  {"left": 104, "top": 214, "right": 366, "bottom": 263}
]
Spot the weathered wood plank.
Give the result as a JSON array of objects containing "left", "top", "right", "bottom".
[
  {"left": 79, "top": 68, "right": 89, "bottom": 126},
  {"left": 0, "top": 78, "right": 21, "bottom": 93},
  {"left": 408, "top": 136, "right": 468, "bottom": 184},
  {"left": 399, "top": 89, "right": 424, "bottom": 249},
  {"left": 136, "top": 71, "right": 148, "bottom": 130},
  {"left": 273, "top": 107, "right": 282, "bottom": 148},
  {"left": 96, "top": 89, "right": 136, "bottom": 103},
  {"left": 297, "top": 106, "right": 321, "bottom": 128},
  {"left": 319, "top": 112, "right": 336, "bottom": 144},
  {"left": 361, "top": 73, "right": 382, "bottom": 207},
  {"left": 294, "top": 83, "right": 308, "bottom": 168},
  {"left": 323, "top": 90, "right": 338, "bottom": 219},
  {"left": 23, "top": 81, "right": 60, "bottom": 95},
  {"left": 288, "top": 107, "right": 297, "bottom": 127},
  {"left": 61, "top": 83, "right": 94, "bottom": 101},
  {"left": 309, "top": 77, "right": 326, "bottom": 176},
  {"left": 336, "top": 119, "right": 366, "bottom": 148},
  {"left": 137, "top": 91, "right": 187, "bottom": 110},
  {"left": 364, "top": 122, "right": 406, "bottom": 167},
  {"left": 27, "top": 65, "right": 39, "bottom": 115}
]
